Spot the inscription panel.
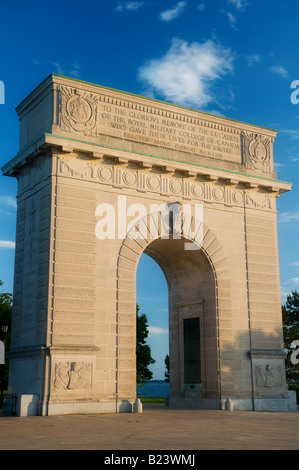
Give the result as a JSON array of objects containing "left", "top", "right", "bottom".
[
  {"left": 97, "top": 102, "right": 242, "bottom": 163},
  {"left": 53, "top": 83, "right": 275, "bottom": 169}
]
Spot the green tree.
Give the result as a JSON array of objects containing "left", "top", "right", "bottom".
[
  {"left": 164, "top": 354, "right": 169, "bottom": 383},
  {"left": 283, "top": 290, "right": 299, "bottom": 382},
  {"left": 136, "top": 304, "right": 155, "bottom": 393},
  {"left": 0, "top": 281, "right": 13, "bottom": 390}
]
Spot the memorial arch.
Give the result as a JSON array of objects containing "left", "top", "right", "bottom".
[{"left": 2, "top": 74, "right": 295, "bottom": 415}]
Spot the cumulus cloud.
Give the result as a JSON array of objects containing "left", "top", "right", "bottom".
[
  {"left": 246, "top": 54, "right": 260, "bottom": 66},
  {"left": 0, "top": 195, "right": 17, "bottom": 209},
  {"left": 69, "top": 61, "right": 81, "bottom": 78},
  {"left": 114, "top": 1, "right": 144, "bottom": 11},
  {"left": 281, "top": 278, "right": 299, "bottom": 303},
  {"left": 138, "top": 38, "right": 234, "bottom": 108},
  {"left": 159, "top": 1, "right": 187, "bottom": 21},
  {"left": 52, "top": 61, "right": 64, "bottom": 75},
  {"left": 278, "top": 211, "right": 299, "bottom": 223},
  {"left": 270, "top": 64, "right": 289, "bottom": 78},
  {"left": 227, "top": 0, "right": 248, "bottom": 10},
  {"left": 0, "top": 241, "right": 15, "bottom": 249},
  {"left": 281, "top": 129, "right": 299, "bottom": 140},
  {"left": 0, "top": 195, "right": 17, "bottom": 218},
  {"left": 226, "top": 11, "right": 237, "bottom": 29},
  {"left": 148, "top": 326, "right": 169, "bottom": 337}
]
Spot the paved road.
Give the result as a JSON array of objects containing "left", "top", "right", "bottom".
[{"left": 0, "top": 406, "right": 298, "bottom": 450}]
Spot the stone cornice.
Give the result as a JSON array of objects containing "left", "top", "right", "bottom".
[{"left": 2, "top": 133, "right": 292, "bottom": 196}]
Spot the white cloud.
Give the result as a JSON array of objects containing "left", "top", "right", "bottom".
[
  {"left": 0, "top": 241, "right": 15, "bottom": 249},
  {"left": 289, "top": 261, "right": 299, "bottom": 266},
  {"left": 69, "top": 62, "right": 81, "bottom": 78},
  {"left": 270, "top": 64, "right": 289, "bottom": 78},
  {"left": 246, "top": 54, "right": 260, "bottom": 66},
  {"left": 197, "top": 3, "right": 205, "bottom": 11},
  {"left": 138, "top": 38, "right": 234, "bottom": 108},
  {"left": 148, "top": 326, "right": 169, "bottom": 337},
  {"left": 227, "top": 0, "right": 248, "bottom": 10},
  {"left": 52, "top": 61, "right": 64, "bottom": 75},
  {"left": 226, "top": 11, "right": 237, "bottom": 29},
  {"left": 281, "top": 278, "right": 299, "bottom": 303},
  {"left": 281, "top": 129, "right": 299, "bottom": 140},
  {"left": 278, "top": 211, "right": 299, "bottom": 223},
  {"left": 115, "top": 1, "right": 144, "bottom": 11},
  {"left": 159, "top": 1, "right": 187, "bottom": 21},
  {"left": 0, "top": 195, "right": 17, "bottom": 209},
  {"left": 33, "top": 59, "right": 81, "bottom": 78},
  {"left": 0, "top": 195, "right": 17, "bottom": 217}
]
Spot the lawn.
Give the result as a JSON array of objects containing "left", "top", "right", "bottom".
[{"left": 139, "top": 397, "right": 165, "bottom": 404}]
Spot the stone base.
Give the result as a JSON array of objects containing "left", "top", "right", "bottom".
[
  {"left": 168, "top": 391, "right": 297, "bottom": 412},
  {"left": 15, "top": 392, "right": 297, "bottom": 416},
  {"left": 43, "top": 399, "right": 134, "bottom": 416},
  {"left": 16, "top": 394, "right": 40, "bottom": 417},
  {"left": 15, "top": 395, "right": 136, "bottom": 416}
]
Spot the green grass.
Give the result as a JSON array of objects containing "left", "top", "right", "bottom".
[{"left": 139, "top": 396, "right": 165, "bottom": 404}]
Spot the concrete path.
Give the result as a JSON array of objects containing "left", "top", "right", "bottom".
[{"left": 0, "top": 406, "right": 298, "bottom": 450}]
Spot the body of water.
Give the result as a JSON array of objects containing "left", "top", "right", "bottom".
[{"left": 137, "top": 380, "right": 169, "bottom": 397}]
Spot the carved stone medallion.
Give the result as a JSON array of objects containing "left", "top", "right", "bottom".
[
  {"left": 242, "top": 132, "right": 272, "bottom": 173},
  {"left": 59, "top": 86, "right": 98, "bottom": 134},
  {"left": 67, "top": 95, "right": 92, "bottom": 123}
]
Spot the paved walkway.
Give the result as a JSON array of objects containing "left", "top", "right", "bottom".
[{"left": 0, "top": 405, "right": 298, "bottom": 450}]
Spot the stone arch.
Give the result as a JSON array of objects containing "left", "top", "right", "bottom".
[{"left": 116, "top": 210, "right": 231, "bottom": 407}]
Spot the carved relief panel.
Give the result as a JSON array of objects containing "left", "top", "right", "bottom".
[
  {"left": 53, "top": 361, "right": 92, "bottom": 391},
  {"left": 255, "top": 363, "right": 283, "bottom": 388}
]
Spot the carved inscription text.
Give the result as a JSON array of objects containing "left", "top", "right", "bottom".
[{"left": 99, "top": 103, "right": 241, "bottom": 162}]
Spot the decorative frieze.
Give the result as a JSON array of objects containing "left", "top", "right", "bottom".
[{"left": 57, "top": 156, "right": 275, "bottom": 211}]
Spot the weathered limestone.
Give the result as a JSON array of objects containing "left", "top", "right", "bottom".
[{"left": 2, "top": 74, "right": 294, "bottom": 415}]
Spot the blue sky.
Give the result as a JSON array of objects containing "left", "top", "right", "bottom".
[{"left": 0, "top": 0, "right": 299, "bottom": 379}]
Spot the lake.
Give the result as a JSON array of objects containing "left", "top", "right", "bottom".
[{"left": 137, "top": 380, "right": 169, "bottom": 397}]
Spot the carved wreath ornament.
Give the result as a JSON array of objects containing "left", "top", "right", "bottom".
[
  {"left": 242, "top": 131, "right": 272, "bottom": 173},
  {"left": 59, "top": 86, "right": 97, "bottom": 134}
]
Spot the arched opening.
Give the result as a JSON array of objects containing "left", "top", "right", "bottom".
[
  {"left": 143, "top": 236, "right": 219, "bottom": 407},
  {"left": 136, "top": 253, "right": 169, "bottom": 399},
  {"left": 117, "top": 216, "right": 229, "bottom": 410}
]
